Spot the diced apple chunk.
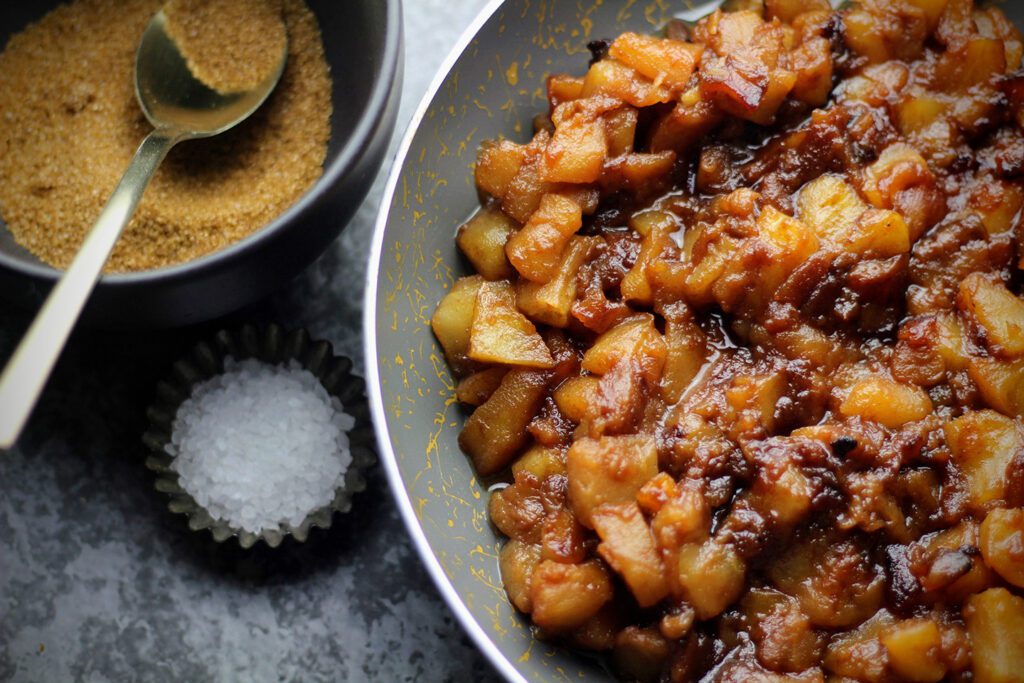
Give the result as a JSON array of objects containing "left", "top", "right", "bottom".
[
  {"left": 530, "top": 559, "right": 613, "bottom": 632},
  {"left": 475, "top": 140, "right": 527, "bottom": 199},
  {"left": 459, "top": 368, "right": 550, "bottom": 475},
  {"left": 544, "top": 106, "right": 608, "bottom": 184},
  {"left": 505, "top": 193, "right": 583, "bottom": 283},
  {"left": 660, "top": 304, "right": 708, "bottom": 405},
  {"left": 676, "top": 539, "right": 746, "bottom": 620},
  {"left": 958, "top": 274, "right": 1024, "bottom": 358},
  {"left": 511, "top": 444, "right": 567, "bottom": 479},
  {"left": 567, "top": 435, "right": 658, "bottom": 527},
  {"left": 603, "top": 107, "right": 638, "bottom": 157},
  {"left": 766, "top": 0, "right": 831, "bottom": 23},
  {"left": 500, "top": 539, "right": 542, "bottom": 613},
  {"left": 621, "top": 211, "right": 677, "bottom": 305},
  {"left": 455, "top": 367, "right": 507, "bottom": 406},
  {"left": 469, "top": 281, "right": 554, "bottom": 368},
  {"left": 964, "top": 588, "right": 1024, "bottom": 683},
  {"left": 581, "top": 59, "right": 672, "bottom": 107},
  {"left": 755, "top": 205, "right": 821, "bottom": 290},
  {"left": 768, "top": 535, "right": 884, "bottom": 628},
  {"left": 457, "top": 209, "right": 518, "bottom": 281},
  {"left": 517, "top": 236, "right": 599, "bottom": 327},
  {"left": 968, "top": 357, "right": 1024, "bottom": 417},
  {"left": 608, "top": 32, "right": 700, "bottom": 90},
  {"left": 431, "top": 275, "right": 484, "bottom": 376},
  {"left": 980, "top": 508, "right": 1024, "bottom": 588},
  {"left": 547, "top": 74, "right": 584, "bottom": 108},
  {"left": 797, "top": 174, "right": 867, "bottom": 244},
  {"left": 944, "top": 410, "right": 1024, "bottom": 512},
  {"left": 840, "top": 377, "right": 933, "bottom": 428},
  {"left": 553, "top": 375, "right": 601, "bottom": 424},
  {"left": 581, "top": 314, "right": 667, "bottom": 382},
  {"left": 881, "top": 619, "right": 946, "bottom": 683},
  {"left": 592, "top": 502, "right": 669, "bottom": 607}
]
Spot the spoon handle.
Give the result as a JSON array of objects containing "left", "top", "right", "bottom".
[{"left": 0, "top": 130, "right": 180, "bottom": 450}]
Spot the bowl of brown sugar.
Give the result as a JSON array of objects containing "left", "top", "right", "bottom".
[{"left": 0, "top": 0, "right": 402, "bottom": 327}]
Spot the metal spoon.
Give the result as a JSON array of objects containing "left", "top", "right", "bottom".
[{"left": 0, "top": 8, "right": 288, "bottom": 449}]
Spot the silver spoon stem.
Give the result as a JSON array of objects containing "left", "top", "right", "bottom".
[{"left": 0, "top": 129, "right": 181, "bottom": 449}]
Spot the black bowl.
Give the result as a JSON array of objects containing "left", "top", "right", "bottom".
[{"left": 0, "top": 0, "right": 402, "bottom": 328}]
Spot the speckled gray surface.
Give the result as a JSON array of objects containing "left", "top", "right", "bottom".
[{"left": 0, "top": 0, "right": 499, "bottom": 681}]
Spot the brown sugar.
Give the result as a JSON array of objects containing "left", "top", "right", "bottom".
[
  {"left": 0, "top": 0, "right": 331, "bottom": 273},
  {"left": 163, "top": 0, "right": 288, "bottom": 95}
]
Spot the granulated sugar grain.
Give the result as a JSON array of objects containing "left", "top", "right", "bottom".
[{"left": 168, "top": 358, "right": 354, "bottom": 534}]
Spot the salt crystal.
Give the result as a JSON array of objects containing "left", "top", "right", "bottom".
[{"left": 166, "top": 357, "right": 354, "bottom": 534}]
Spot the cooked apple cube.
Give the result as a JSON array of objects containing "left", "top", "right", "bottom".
[
  {"left": 840, "top": 377, "right": 933, "bottom": 428},
  {"left": 547, "top": 74, "right": 584, "bottom": 108},
  {"left": 602, "top": 151, "right": 676, "bottom": 195},
  {"left": 455, "top": 366, "right": 508, "bottom": 406},
  {"left": 651, "top": 480, "right": 711, "bottom": 550},
  {"left": 431, "top": 275, "right": 484, "bottom": 376},
  {"left": 459, "top": 368, "right": 550, "bottom": 475},
  {"left": 754, "top": 205, "right": 821, "bottom": 291},
  {"left": 511, "top": 444, "right": 567, "bottom": 480},
  {"left": 964, "top": 588, "right": 1024, "bottom": 683},
  {"left": 649, "top": 88, "right": 721, "bottom": 153},
  {"left": 944, "top": 410, "right": 1024, "bottom": 512},
  {"left": 958, "top": 274, "right": 1024, "bottom": 358},
  {"left": 592, "top": 502, "right": 669, "bottom": 607},
  {"left": 881, "top": 618, "right": 946, "bottom": 683},
  {"left": 580, "top": 59, "right": 672, "bottom": 107},
  {"left": 675, "top": 539, "right": 746, "bottom": 620},
  {"left": 971, "top": 180, "right": 1024, "bottom": 237},
  {"left": 517, "top": 236, "right": 599, "bottom": 328},
  {"left": 603, "top": 107, "right": 638, "bottom": 157},
  {"left": 608, "top": 32, "right": 701, "bottom": 90},
  {"left": 611, "top": 627, "right": 672, "bottom": 683},
  {"left": 968, "top": 357, "right": 1024, "bottom": 417},
  {"left": 844, "top": 209, "right": 911, "bottom": 257},
  {"left": 936, "top": 37, "right": 1006, "bottom": 93},
  {"left": 898, "top": 95, "right": 948, "bottom": 135},
  {"left": 469, "top": 280, "right": 554, "bottom": 368},
  {"left": 659, "top": 304, "right": 708, "bottom": 404},
  {"left": 544, "top": 107, "right": 608, "bottom": 184},
  {"left": 567, "top": 435, "right": 658, "bottom": 527},
  {"left": 914, "top": 520, "right": 996, "bottom": 602},
  {"left": 475, "top": 139, "right": 527, "bottom": 199},
  {"left": 797, "top": 174, "right": 867, "bottom": 244},
  {"left": 505, "top": 193, "right": 583, "bottom": 283},
  {"left": 500, "top": 539, "right": 542, "bottom": 613},
  {"left": 621, "top": 211, "right": 678, "bottom": 306},
  {"left": 700, "top": 56, "right": 797, "bottom": 125},
  {"left": 553, "top": 375, "right": 601, "bottom": 424},
  {"left": 541, "top": 508, "right": 588, "bottom": 564},
  {"left": 500, "top": 131, "right": 553, "bottom": 224},
  {"left": 456, "top": 208, "right": 518, "bottom": 281},
  {"left": 581, "top": 314, "right": 667, "bottom": 383},
  {"left": 789, "top": 35, "right": 833, "bottom": 105},
  {"left": 529, "top": 559, "right": 613, "bottom": 632},
  {"left": 861, "top": 143, "right": 934, "bottom": 210},
  {"left": 980, "top": 508, "right": 1024, "bottom": 588}
]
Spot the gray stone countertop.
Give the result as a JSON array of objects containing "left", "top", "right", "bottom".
[{"left": 0, "top": 0, "right": 502, "bottom": 680}]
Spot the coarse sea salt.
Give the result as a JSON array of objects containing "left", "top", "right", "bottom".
[{"left": 167, "top": 357, "right": 355, "bottom": 534}]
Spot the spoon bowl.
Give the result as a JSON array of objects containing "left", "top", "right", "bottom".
[
  {"left": 0, "top": 3, "right": 288, "bottom": 450},
  {"left": 135, "top": 9, "right": 287, "bottom": 137}
]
